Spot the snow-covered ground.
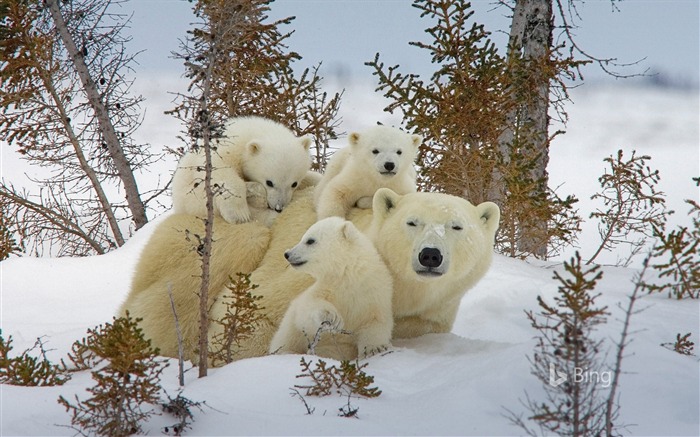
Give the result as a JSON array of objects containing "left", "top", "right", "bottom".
[
  {"left": 2, "top": 216, "right": 698, "bottom": 435},
  {"left": 1, "top": 83, "right": 698, "bottom": 435}
]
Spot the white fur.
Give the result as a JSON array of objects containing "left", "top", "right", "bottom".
[
  {"left": 367, "top": 188, "right": 501, "bottom": 338},
  {"left": 314, "top": 125, "right": 422, "bottom": 219},
  {"left": 120, "top": 188, "right": 500, "bottom": 363},
  {"left": 171, "top": 116, "right": 312, "bottom": 223},
  {"left": 269, "top": 217, "right": 393, "bottom": 358}
]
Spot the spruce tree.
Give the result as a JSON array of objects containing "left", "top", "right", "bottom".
[
  {"left": 513, "top": 253, "right": 611, "bottom": 435},
  {"left": 58, "top": 314, "right": 167, "bottom": 437},
  {"left": 366, "top": 0, "right": 583, "bottom": 259}
]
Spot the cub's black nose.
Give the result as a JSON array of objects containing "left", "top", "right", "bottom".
[
  {"left": 284, "top": 251, "right": 290, "bottom": 260},
  {"left": 275, "top": 206, "right": 283, "bottom": 212},
  {"left": 419, "top": 247, "right": 443, "bottom": 268},
  {"left": 384, "top": 162, "right": 395, "bottom": 172}
]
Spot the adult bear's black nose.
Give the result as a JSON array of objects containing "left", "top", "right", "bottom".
[
  {"left": 384, "top": 162, "right": 395, "bottom": 172},
  {"left": 419, "top": 247, "right": 443, "bottom": 268}
]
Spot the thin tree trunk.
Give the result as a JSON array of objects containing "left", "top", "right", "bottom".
[
  {"left": 198, "top": 135, "right": 214, "bottom": 378},
  {"left": 46, "top": 0, "right": 148, "bottom": 231},
  {"left": 519, "top": 0, "right": 553, "bottom": 259},
  {"left": 491, "top": 1, "right": 528, "bottom": 204},
  {"left": 39, "top": 67, "right": 124, "bottom": 248},
  {"left": 496, "top": 0, "right": 553, "bottom": 259},
  {"left": 197, "top": 35, "right": 219, "bottom": 379},
  {"left": 521, "top": 0, "right": 553, "bottom": 181}
]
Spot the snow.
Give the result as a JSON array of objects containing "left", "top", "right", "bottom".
[
  {"left": 2, "top": 226, "right": 698, "bottom": 435},
  {"left": 1, "top": 83, "right": 699, "bottom": 435}
]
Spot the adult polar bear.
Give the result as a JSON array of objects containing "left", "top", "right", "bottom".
[{"left": 120, "top": 187, "right": 500, "bottom": 362}]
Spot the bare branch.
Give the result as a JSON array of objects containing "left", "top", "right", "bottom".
[
  {"left": 554, "top": 0, "right": 648, "bottom": 79},
  {"left": 1, "top": 0, "right": 163, "bottom": 255},
  {"left": 605, "top": 256, "right": 648, "bottom": 435},
  {"left": 45, "top": 0, "right": 148, "bottom": 229},
  {"left": 167, "top": 284, "right": 186, "bottom": 388},
  {"left": 0, "top": 182, "right": 106, "bottom": 255}
]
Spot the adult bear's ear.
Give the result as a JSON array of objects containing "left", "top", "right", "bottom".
[
  {"left": 349, "top": 132, "right": 361, "bottom": 149},
  {"left": 372, "top": 188, "right": 402, "bottom": 222},
  {"left": 300, "top": 135, "right": 312, "bottom": 151},
  {"left": 477, "top": 201, "right": 500, "bottom": 234},
  {"left": 247, "top": 141, "right": 261, "bottom": 155}
]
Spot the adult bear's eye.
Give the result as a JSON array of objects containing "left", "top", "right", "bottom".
[
  {"left": 266, "top": 180, "right": 274, "bottom": 188},
  {"left": 306, "top": 238, "right": 316, "bottom": 245},
  {"left": 452, "top": 225, "right": 463, "bottom": 231},
  {"left": 372, "top": 149, "right": 379, "bottom": 155},
  {"left": 291, "top": 181, "right": 298, "bottom": 188},
  {"left": 407, "top": 220, "right": 417, "bottom": 227},
  {"left": 396, "top": 149, "right": 403, "bottom": 155}
]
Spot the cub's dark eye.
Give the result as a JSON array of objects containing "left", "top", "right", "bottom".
[
  {"left": 407, "top": 220, "right": 417, "bottom": 227},
  {"left": 372, "top": 149, "right": 379, "bottom": 155},
  {"left": 266, "top": 180, "right": 274, "bottom": 188},
  {"left": 397, "top": 149, "right": 403, "bottom": 155},
  {"left": 452, "top": 225, "right": 463, "bottom": 231},
  {"left": 306, "top": 238, "right": 316, "bottom": 245},
  {"left": 291, "top": 181, "right": 298, "bottom": 188}
]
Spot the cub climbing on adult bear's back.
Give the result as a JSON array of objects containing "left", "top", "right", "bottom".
[
  {"left": 171, "top": 116, "right": 315, "bottom": 224},
  {"left": 314, "top": 125, "right": 422, "bottom": 219}
]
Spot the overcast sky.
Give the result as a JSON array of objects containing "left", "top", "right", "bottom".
[{"left": 123, "top": 0, "right": 699, "bottom": 87}]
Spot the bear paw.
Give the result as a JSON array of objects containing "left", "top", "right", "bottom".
[
  {"left": 299, "top": 307, "right": 344, "bottom": 339},
  {"left": 219, "top": 196, "right": 252, "bottom": 224},
  {"left": 309, "top": 308, "right": 344, "bottom": 334},
  {"left": 299, "top": 308, "right": 346, "bottom": 355},
  {"left": 245, "top": 181, "right": 269, "bottom": 209}
]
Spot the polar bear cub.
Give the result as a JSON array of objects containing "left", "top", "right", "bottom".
[
  {"left": 314, "top": 125, "right": 422, "bottom": 219},
  {"left": 171, "top": 116, "right": 312, "bottom": 223},
  {"left": 269, "top": 217, "right": 394, "bottom": 358}
]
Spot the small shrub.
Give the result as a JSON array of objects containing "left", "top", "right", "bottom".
[
  {"left": 294, "top": 357, "right": 336, "bottom": 397},
  {"left": 509, "top": 252, "right": 613, "bottom": 436},
  {"left": 61, "top": 335, "right": 99, "bottom": 372},
  {"left": 161, "top": 392, "right": 205, "bottom": 436},
  {"left": 58, "top": 313, "right": 168, "bottom": 437},
  {"left": 294, "top": 357, "right": 382, "bottom": 399},
  {"left": 588, "top": 149, "right": 671, "bottom": 266},
  {"left": 661, "top": 333, "right": 695, "bottom": 356},
  {"left": 0, "top": 333, "right": 69, "bottom": 386},
  {"left": 293, "top": 357, "right": 382, "bottom": 418},
  {"left": 646, "top": 199, "right": 700, "bottom": 299},
  {"left": 335, "top": 360, "right": 383, "bottom": 399},
  {"left": 209, "top": 273, "right": 266, "bottom": 366}
]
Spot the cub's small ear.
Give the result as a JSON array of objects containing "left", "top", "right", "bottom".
[
  {"left": 477, "top": 201, "right": 500, "bottom": 234},
  {"left": 410, "top": 134, "right": 423, "bottom": 149},
  {"left": 247, "top": 141, "right": 261, "bottom": 155},
  {"left": 372, "top": 188, "right": 402, "bottom": 221},
  {"left": 349, "top": 132, "right": 361, "bottom": 148},
  {"left": 341, "top": 221, "right": 357, "bottom": 241},
  {"left": 300, "top": 135, "right": 312, "bottom": 151}
]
